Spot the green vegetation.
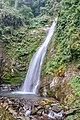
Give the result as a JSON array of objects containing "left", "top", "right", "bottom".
[
  {"left": 66, "top": 76, "right": 80, "bottom": 119},
  {"left": 1, "top": 27, "right": 46, "bottom": 83},
  {"left": 0, "top": 0, "right": 60, "bottom": 83},
  {"left": 69, "top": 76, "right": 80, "bottom": 106},
  {"left": 0, "top": 0, "right": 80, "bottom": 119},
  {"left": 0, "top": 0, "right": 79, "bottom": 86},
  {"left": 43, "top": 0, "right": 80, "bottom": 76},
  {"left": 62, "top": 75, "right": 80, "bottom": 109}
]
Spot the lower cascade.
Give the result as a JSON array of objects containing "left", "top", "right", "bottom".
[{"left": 20, "top": 19, "right": 57, "bottom": 94}]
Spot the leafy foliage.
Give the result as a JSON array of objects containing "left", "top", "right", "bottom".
[
  {"left": 19, "top": 5, "right": 34, "bottom": 19},
  {"left": 0, "top": 14, "right": 22, "bottom": 29},
  {"left": 43, "top": 0, "right": 80, "bottom": 76},
  {"left": 66, "top": 76, "right": 80, "bottom": 119},
  {"left": 2, "top": 27, "right": 45, "bottom": 83},
  {"left": 0, "top": 5, "right": 23, "bottom": 28},
  {"left": 0, "top": 0, "right": 80, "bottom": 89},
  {"left": 69, "top": 76, "right": 80, "bottom": 98}
]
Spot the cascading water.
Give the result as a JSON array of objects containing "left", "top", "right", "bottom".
[{"left": 20, "top": 19, "right": 57, "bottom": 94}]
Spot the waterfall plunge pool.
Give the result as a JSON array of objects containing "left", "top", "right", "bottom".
[{"left": 0, "top": 91, "right": 45, "bottom": 101}]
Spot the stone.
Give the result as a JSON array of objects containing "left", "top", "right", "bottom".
[
  {"left": 48, "top": 110, "right": 63, "bottom": 120},
  {"left": 40, "top": 99, "right": 53, "bottom": 106},
  {"left": 0, "top": 105, "right": 16, "bottom": 120},
  {"left": 7, "top": 99, "right": 12, "bottom": 105},
  {"left": 46, "top": 105, "right": 50, "bottom": 109},
  {"left": 0, "top": 84, "right": 21, "bottom": 92},
  {"left": 53, "top": 110, "right": 63, "bottom": 119},
  {"left": 37, "top": 109, "right": 44, "bottom": 116},
  {"left": 51, "top": 104, "right": 63, "bottom": 113},
  {"left": 31, "top": 105, "right": 44, "bottom": 115},
  {"left": 2, "top": 102, "right": 8, "bottom": 108},
  {"left": 25, "top": 110, "right": 31, "bottom": 117},
  {"left": 43, "top": 86, "right": 47, "bottom": 96},
  {"left": 8, "top": 107, "right": 17, "bottom": 116},
  {"left": 0, "top": 96, "right": 63, "bottom": 119},
  {"left": 50, "top": 77, "right": 58, "bottom": 89},
  {"left": 42, "top": 114, "right": 49, "bottom": 120}
]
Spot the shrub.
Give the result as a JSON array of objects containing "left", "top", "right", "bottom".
[{"left": 0, "top": 7, "right": 23, "bottom": 28}]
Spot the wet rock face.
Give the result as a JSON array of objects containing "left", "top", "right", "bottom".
[
  {"left": 0, "top": 84, "right": 21, "bottom": 92},
  {"left": 39, "top": 76, "right": 53, "bottom": 97},
  {"left": 0, "top": 97, "right": 63, "bottom": 120},
  {"left": 40, "top": 65, "right": 80, "bottom": 102}
]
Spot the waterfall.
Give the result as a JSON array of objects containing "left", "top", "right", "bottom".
[{"left": 20, "top": 19, "right": 57, "bottom": 94}]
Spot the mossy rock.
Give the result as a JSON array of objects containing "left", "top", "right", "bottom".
[{"left": 0, "top": 106, "right": 15, "bottom": 120}]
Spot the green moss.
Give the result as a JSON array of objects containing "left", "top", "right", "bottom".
[{"left": 0, "top": 106, "right": 15, "bottom": 120}]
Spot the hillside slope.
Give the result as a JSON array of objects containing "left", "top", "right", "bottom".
[{"left": 40, "top": 0, "right": 80, "bottom": 119}]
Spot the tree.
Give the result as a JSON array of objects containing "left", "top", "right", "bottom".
[{"left": 19, "top": 5, "right": 34, "bottom": 19}]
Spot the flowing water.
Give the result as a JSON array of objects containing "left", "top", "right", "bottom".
[{"left": 19, "top": 19, "right": 57, "bottom": 94}]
